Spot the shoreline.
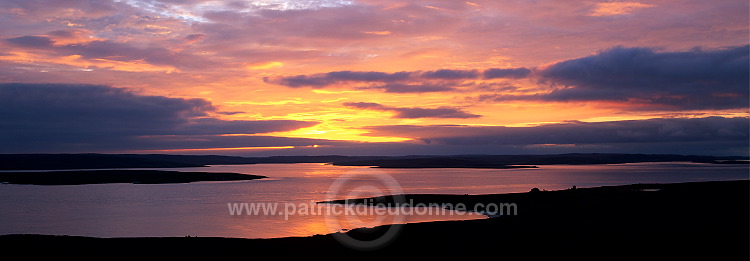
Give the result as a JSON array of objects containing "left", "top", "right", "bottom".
[
  {"left": 1, "top": 153, "right": 746, "bottom": 170},
  {"left": 0, "top": 169, "right": 267, "bottom": 185},
  {"left": 2, "top": 179, "right": 747, "bottom": 258}
]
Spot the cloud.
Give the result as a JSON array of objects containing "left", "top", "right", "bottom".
[
  {"left": 264, "top": 71, "right": 412, "bottom": 87},
  {"left": 0, "top": 83, "right": 320, "bottom": 153},
  {"left": 479, "top": 45, "right": 749, "bottom": 110},
  {"left": 421, "top": 69, "right": 479, "bottom": 79},
  {"left": 362, "top": 117, "right": 749, "bottom": 152},
  {"left": 344, "top": 102, "right": 481, "bottom": 119},
  {"left": 0, "top": 0, "right": 120, "bottom": 19},
  {"left": 1, "top": 32, "right": 216, "bottom": 73},
  {"left": 266, "top": 67, "right": 531, "bottom": 91},
  {"left": 5, "top": 35, "right": 53, "bottom": 48},
  {"left": 183, "top": 34, "right": 206, "bottom": 43},
  {"left": 56, "top": 40, "right": 212, "bottom": 69},
  {"left": 268, "top": 43, "right": 747, "bottom": 109},
  {"left": 343, "top": 102, "right": 386, "bottom": 110},
  {"left": 367, "top": 83, "right": 456, "bottom": 93},
  {"left": 590, "top": 2, "right": 655, "bottom": 16},
  {"left": 483, "top": 68, "right": 532, "bottom": 79},
  {"left": 1, "top": 0, "right": 745, "bottom": 85}
]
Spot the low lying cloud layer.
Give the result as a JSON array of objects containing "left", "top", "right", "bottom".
[
  {"left": 268, "top": 116, "right": 750, "bottom": 156},
  {"left": 343, "top": 102, "right": 481, "bottom": 119},
  {"left": 364, "top": 117, "right": 749, "bottom": 147},
  {"left": 0, "top": 83, "right": 327, "bottom": 153},
  {"left": 264, "top": 67, "right": 532, "bottom": 92}
]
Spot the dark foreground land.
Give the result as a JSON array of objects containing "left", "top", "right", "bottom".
[
  {"left": 1, "top": 180, "right": 748, "bottom": 259},
  {"left": 0, "top": 170, "right": 267, "bottom": 185}
]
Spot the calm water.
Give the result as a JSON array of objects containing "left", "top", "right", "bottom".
[{"left": 0, "top": 162, "right": 747, "bottom": 238}]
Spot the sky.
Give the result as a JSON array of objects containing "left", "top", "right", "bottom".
[{"left": 0, "top": 0, "right": 748, "bottom": 156}]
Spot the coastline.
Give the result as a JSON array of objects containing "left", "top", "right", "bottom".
[
  {"left": 0, "top": 169, "right": 267, "bottom": 185},
  {"left": 1, "top": 153, "right": 746, "bottom": 170},
  {"left": 2, "top": 179, "right": 747, "bottom": 258}
]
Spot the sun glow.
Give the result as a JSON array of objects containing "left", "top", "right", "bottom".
[{"left": 259, "top": 125, "right": 412, "bottom": 143}]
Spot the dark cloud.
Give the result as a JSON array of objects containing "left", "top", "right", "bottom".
[
  {"left": 483, "top": 67, "right": 532, "bottom": 79},
  {"left": 343, "top": 102, "right": 481, "bottom": 119},
  {"left": 364, "top": 117, "right": 749, "bottom": 146},
  {"left": 266, "top": 67, "right": 531, "bottom": 92},
  {"left": 264, "top": 71, "right": 412, "bottom": 88},
  {"left": 0, "top": 83, "right": 319, "bottom": 153},
  {"left": 2, "top": 34, "right": 215, "bottom": 70},
  {"left": 530, "top": 45, "right": 749, "bottom": 109},
  {"left": 5, "top": 35, "right": 53, "bottom": 48},
  {"left": 58, "top": 40, "right": 202, "bottom": 68},
  {"left": 370, "top": 83, "right": 456, "bottom": 93},
  {"left": 48, "top": 29, "right": 86, "bottom": 38},
  {"left": 342, "top": 102, "right": 386, "bottom": 110},
  {"left": 267, "top": 44, "right": 749, "bottom": 110},
  {"left": 391, "top": 107, "right": 482, "bottom": 119},
  {"left": 421, "top": 69, "right": 479, "bottom": 79},
  {"left": 183, "top": 34, "right": 206, "bottom": 42}
]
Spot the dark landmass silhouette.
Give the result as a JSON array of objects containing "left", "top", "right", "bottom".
[
  {"left": 1, "top": 180, "right": 747, "bottom": 259},
  {"left": 331, "top": 154, "right": 750, "bottom": 168},
  {"left": 340, "top": 157, "right": 539, "bottom": 169},
  {"left": 0, "top": 170, "right": 266, "bottom": 185},
  {"left": 0, "top": 153, "right": 747, "bottom": 170}
]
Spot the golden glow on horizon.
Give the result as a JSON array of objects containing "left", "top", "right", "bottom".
[
  {"left": 258, "top": 125, "right": 413, "bottom": 143},
  {"left": 203, "top": 78, "right": 750, "bottom": 144}
]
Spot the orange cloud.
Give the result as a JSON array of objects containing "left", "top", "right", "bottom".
[
  {"left": 590, "top": 2, "right": 655, "bottom": 16},
  {"left": 362, "top": 31, "right": 392, "bottom": 35}
]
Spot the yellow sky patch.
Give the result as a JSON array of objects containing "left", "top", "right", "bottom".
[
  {"left": 248, "top": 61, "right": 284, "bottom": 70},
  {"left": 362, "top": 31, "right": 392, "bottom": 35},
  {"left": 591, "top": 2, "right": 655, "bottom": 16}
]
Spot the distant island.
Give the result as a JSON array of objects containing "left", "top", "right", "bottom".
[
  {"left": 0, "top": 170, "right": 267, "bottom": 185},
  {"left": 330, "top": 154, "right": 750, "bottom": 168},
  {"left": 339, "top": 157, "right": 539, "bottom": 169},
  {"left": 0, "top": 153, "right": 747, "bottom": 170}
]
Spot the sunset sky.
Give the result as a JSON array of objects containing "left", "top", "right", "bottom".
[{"left": 0, "top": 0, "right": 748, "bottom": 156}]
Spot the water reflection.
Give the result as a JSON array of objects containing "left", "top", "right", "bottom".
[{"left": 0, "top": 162, "right": 747, "bottom": 238}]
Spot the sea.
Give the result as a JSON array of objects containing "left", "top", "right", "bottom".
[{"left": 0, "top": 162, "right": 747, "bottom": 238}]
